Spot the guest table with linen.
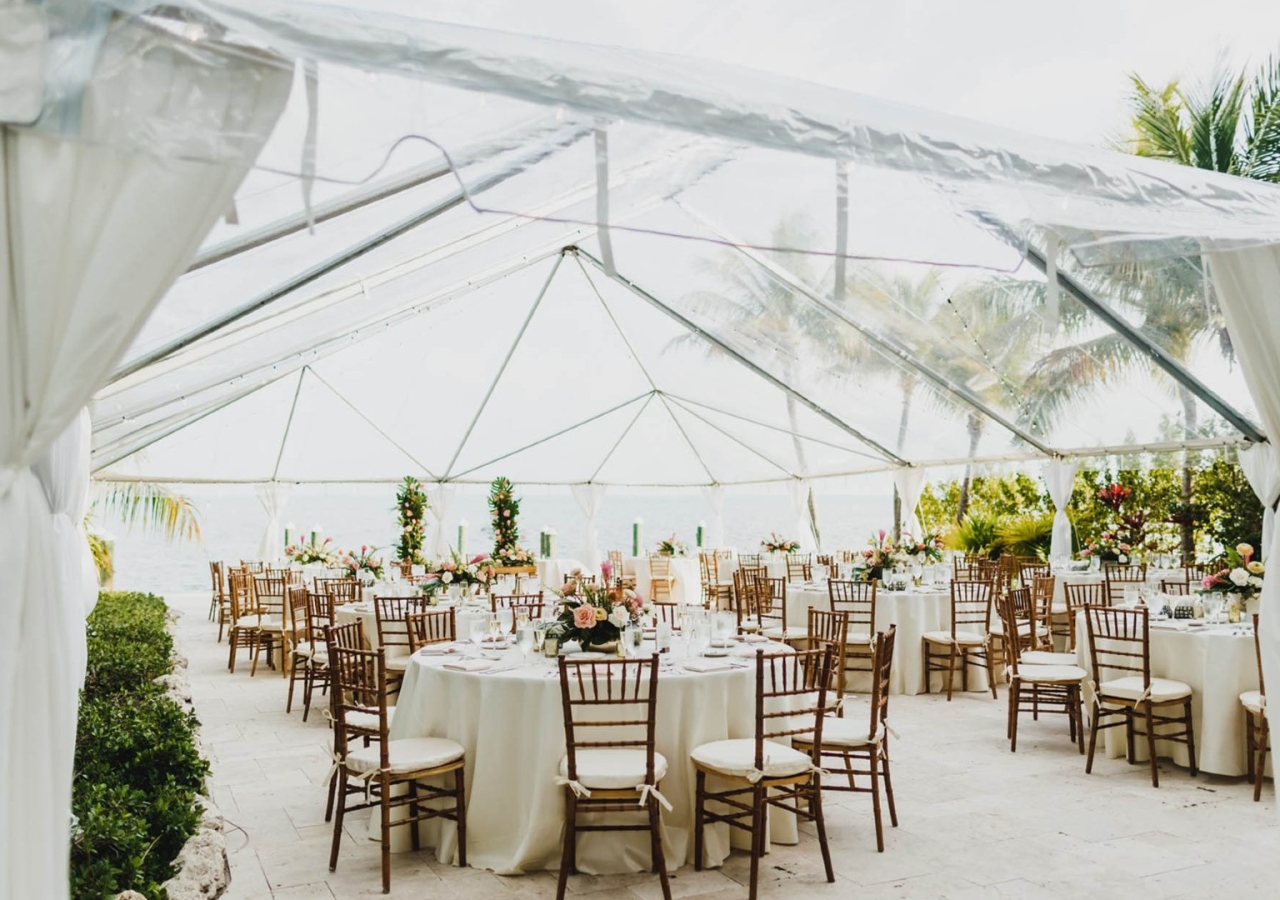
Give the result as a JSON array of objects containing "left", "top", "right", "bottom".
[
  {"left": 786, "top": 583, "right": 990, "bottom": 696},
  {"left": 1074, "top": 614, "right": 1264, "bottom": 777},
  {"left": 536, "top": 558, "right": 587, "bottom": 590},
  {"left": 625, "top": 556, "right": 703, "bottom": 603},
  {"left": 1051, "top": 568, "right": 1186, "bottom": 611},
  {"left": 335, "top": 602, "right": 490, "bottom": 650},
  {"left": 384, "top": 642, "right": 799, "bottom": 873}
]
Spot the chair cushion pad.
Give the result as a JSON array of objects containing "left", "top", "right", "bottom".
[
  {"left": 922, "top": 630, "right": 985, "bottom": 646},
  {"left": 558, "top": 748, "right": 669, "bottom": 789},
  {"left": 796, "top": 716, "right": 883, "bottom": 749},
  {"left": 1014, "top": 664, "right": 1086, "bottom": 684},
  {"left": 1098, "top": 676, "right": 1192, "bottom": 703},
  {"left": 345, "top": 706, "right": 396, "bottom": 732},
  {"left": 345, "top": 737, "right": 464, "bottom": 775},
  {"left": 1240, "top": 690, "right": 1266, "bottom": 713},
  {"left": 989, "top": 620, "right": 1048, "bottom": 637},
  {"left": 1022, "top": 651, "right": 1077, "bottom": 666},
  {"left": 690, "top": 738, "right": 812, "bottom": 779},
  {"left": 763, "top": 625, "right": 808, "bottom": 640}
]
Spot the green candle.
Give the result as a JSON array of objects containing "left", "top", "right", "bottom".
[
  {"left": 632, "top": 519, "right": 643, "bottom": 557},
  {"left": 696, "top": 522, "right": 705, "bottom": 548}
]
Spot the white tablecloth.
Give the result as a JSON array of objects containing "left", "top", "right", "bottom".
[
  {"left": 334, "top": 602, "right": 491, "bottom": 650},
  {"left": 385, "top": 642, "right": 800, "bottom": 874},
  {"left": 786, "top": 584, "right": 989, "bottom": 696},
  {"left": 536, "top": 558, "right": 586, "bottom": 590},
  {"left": 626, "top": 556, "right": 703, "bottom": 604},
  {"left": 1075, "top": 615, "right": 1264, "bottom": 776},
  {"left": 1052, "top": 569, "right": 1186, "bottom": 612},
  {"left": 719, "top": 555, "right": 788, "bottom": 582}
]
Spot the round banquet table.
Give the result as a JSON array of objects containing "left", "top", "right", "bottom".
[
  {"left": 1051, "top": 568, "right": 1186, "bottom": 612},
  {"left": 1074, "top": 614, "right": 1265, "bottom": 777},
  {"left": 786, "top": 583, "right": 991, "bottom": 696},
  {"left": 383, "top": 641, "right": 800, "bottom": 874},
  {"left": 719, "top": 555, "right": 788, "bottom": 582},
  {"left": 334, "top": 601, "right": 491, "bottom": 651},
  {"left": 626, "top": 556, "right": 704, "bottom": 604}
]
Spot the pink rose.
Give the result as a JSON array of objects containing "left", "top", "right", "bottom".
[
  {"left": 1201, "top": 576, "right": 1215, "bottom": 590},
  {"left": 573, "top": 605, "right": 596, "bottom": 629}
]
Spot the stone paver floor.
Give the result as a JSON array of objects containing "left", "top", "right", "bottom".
[{"left": 168, "top": 592, "right": 1280, "bottom": 899}]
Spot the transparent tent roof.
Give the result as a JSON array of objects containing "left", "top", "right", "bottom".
[{"left": 78, "top": 0, "right": 1271, "bottom": 485}]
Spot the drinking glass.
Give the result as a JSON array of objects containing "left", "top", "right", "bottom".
[
  {"left": 516, "top": 622, "right": 535, "bottom": 663},
  {"left": 488, "top": 610, "right": 504, "bottom": 643},
  {"left": 514, "top": 607, "right": 531, "bottom": 631},
  {"left": 497, "top": 607, "right": 514, "bottom": 637},
  {"left": 469, "top": 614, "right": 488, "bottom": 656},
  {"left": 532, "top": 624, "right": 548, "bottom": 656}
]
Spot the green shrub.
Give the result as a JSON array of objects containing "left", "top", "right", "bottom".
[
  {"left": 71, "top": 592, "right": 206, "bottom": 900},
  {"left": 995, "top": 513, "right": 1054, "bottom": 559},
  {"left": 944, "top": 513, "right": 1001, "bottom": 557}
]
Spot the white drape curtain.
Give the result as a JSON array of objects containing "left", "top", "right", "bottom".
[
  {"left": 786, "top": 479, "right": 809, "bottom": 549},
  {"left": 1207, "top": 246, "right": 1280, "bottom": 823},
  {"left": 570, "top": 483, "right": 606, "bottom": 570},
  {"left": 1238, "top": 443, "right": 1280, "bottom": 559},
  {"left": 426, "top": 484, "right": 456, "bottom": 558},
  {"left": 0, "top": 24, "right": 287, "bottom": 898},
  {"left": 702, "top": 484, "right": 725, "bottom": 549},
  {"left": 32, "top": 409, "right": 98, "bottom": 625},
  {"left": 892, "top": 468, "right": 927, "bottom": 537},
  {"left": 256, "top": 481, "right": 292, "bottom": 562},
  {"left": 1041, "top": 459, "right": 1079, "bottom": 562}
]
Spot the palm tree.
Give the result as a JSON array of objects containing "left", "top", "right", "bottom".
[{"left": 89, "top": 481, "right": 203, "bottom": 585}]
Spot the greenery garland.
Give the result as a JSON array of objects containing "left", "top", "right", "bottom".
[
  {"left": 395, "top": 476, "right": 428, "bottom": 564},
  {"left": 489, "top": 476, "right": 531, "bottom": 566}
]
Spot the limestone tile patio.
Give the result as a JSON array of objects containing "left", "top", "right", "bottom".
[{"left": 167, "top": 593, "right": 1279, "bottom": 900}]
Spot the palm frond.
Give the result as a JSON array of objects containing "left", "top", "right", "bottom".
[
  {"left": 87, "top": 529, "right": 113, "bottom": 586},
  {"left": 1242, "top": 53, "right": 1280, "bottom": 181},
  {"left": 1124, "top": 75, "right": 1192, "bottom": 165},
  {"left": 1183, "top": 68, "right": 1246, "bottom": 173},
  {"left": 91, "top": 481, "right": 203, "bottom": 544}
]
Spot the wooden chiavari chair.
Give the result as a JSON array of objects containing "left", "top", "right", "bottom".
[
  {"left": 608, "top": 550, "right": 637, "bottom": 589},
  {"left": 1243, "top": 613, "right": 1269, "bottom": 801},
  {"left": 758, "top": 576, "right": 800, "bottom": 642},
  {"left": 651, "top": 601, "right": 682, "bottom": 631},
  {"left": 699, "top": 552, "right": 734, "bottom": 610},
  {"left": 827, "top": 579, "right": 876, "bottom": 675},
  {"left": 226, "top": 568, "right": 261, "bottom": 674},
  {"left": 796, "top": 625, "right": 899, "bottom": 852},
  {"left": 328, "top": 644, "right": 467, "bottom": 893},
  {"left": 1103, "top": 563, "right": 1148, "bottom": 605},
  {"left": 997, "top": 592, "right": 1086, "bottom": 754},
  {"left": 406, "top": 608, "right": 457, "bottom": 650},
  {"left": 1160, "top": 580, "right": 1191, "bottom": 596},
  {"left": 807, "top": 608, "right": 850, "bottom": 711},
  {"left": 647, "top": 554, "right": 676, "bottom": 603},
  {"left": 250, "top": 571, "right": 289, "bottom": 676},
  {"left": 1083, "top": 604, "right": 1196, "bottom": 787},
  {"left": 1185, "top": 562, "right": 1209, "bottom": 584},
  {"left": 954, "top": 555, "right": 997, "bottom": 583},
  {"left": 323, "top": 578, "right": 360, "bottom": 606},
  {"left": 323, "top": 622, "right": 371, "bottom": 823},
  {"left": 1017, "top": 559, "right": 1050, "bottom": 588},
  {"left": 786, "top": 553, "right": 813, "bottom": 582},
  {"left": 1060, "top": 581, "right": 1106, "bottom": 649},
  {"left": 491, "top": 592, "right": 545, "bottom": 630},
  {"left": 287, "top": 589, "right": 332, "bottom": 722},
  {"left": 691, "top": 646, "right": 836, "bottom": 899},
  {"left": 283, "top": 585, "right": 312, "bottom": 709},
  {"left": 923, "top": 580, "right": 997, "bottom": 701},
  {"left": 240, "top": 560, "right": 265, "bottom": 573},
  {"left": 209, "top": 561, "right": 227, "bottom": 633},
  {"left": 397, "top": 559, "right": 415, "bottom": 580},
  {"left": 816, "top": 554, "right": 835, "bottom": 570},
  {"left": 731, "top": 568, "right": 764, "bottom": 634},
  {"left": 555, "top": 656, "right": 670, "bottom": 900},
  {"left": 738, "top": 552, "right": 761, "bottom": 568},
  {"left": 374, "top": 596, "right": 430, "bottom": 684},
  {"left": 1023, "top": 576, "right": 1075, "bottom": 665}
]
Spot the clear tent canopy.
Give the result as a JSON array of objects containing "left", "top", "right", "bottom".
[{"left": 80, "top": 0, "right": 1279, "bottom": 489}]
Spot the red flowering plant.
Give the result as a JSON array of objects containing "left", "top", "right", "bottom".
[{"left": 1096, "top": 483, "right": 1132, "bottom": 513}]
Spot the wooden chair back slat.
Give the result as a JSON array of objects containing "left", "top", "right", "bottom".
[
  {"left": 406, "top": 608, "right": 457, "bottom": 650},
  {"left": 1084, "top": 604, "right": 1152, "bottom": 688},
  {"left": 558, "top": 656, "right": 661, "bottom": 785},
  {"left": 827, "top": 579, "right": 875, "bottom": 633}
]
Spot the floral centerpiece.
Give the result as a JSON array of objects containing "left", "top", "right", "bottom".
[
  {"left": 1080, "top": 531, "right": 1133, "bottom": 564},
  {"left": 551, "top": 582, "right": 649, "bottom": 650},
  {"left": 855, "top": 530, "right": 905, "bottom": 581},
  {"left": 338, "top": 544, "right": 384, "bottom": 580},
  {"left": 421, "top": 551, "right": 497, "bottom": 598},
  {"left": 395, "top": 476, "right": 428, "bottom": 565},
  {"left": 493, "top": 545, "right": 537, "bottom": 568},
  {"left": 656, "top": 535, "right": 688, "bottom": 557},
  {"left": 901, "top": 532, "right": 944, "bottom": 564},
  {"left": 488, "top": 476, "right": 534, "bottom": 567},
  {"left": 1201, "top": 543, "right": 1265, "bottom": 617},
  {"left": 286, "top": 535, "right": 338, "bottom": 566},
  {"left": 762, "top": 533, "right": 800, "bottom": 553}
]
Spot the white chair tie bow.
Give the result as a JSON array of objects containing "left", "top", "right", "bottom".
[
  {"left": 635, "top": 783, "right": 673, "bottom": 811},
  {"left": 555, "top": 776, "right": 592, "bottom": 799}
]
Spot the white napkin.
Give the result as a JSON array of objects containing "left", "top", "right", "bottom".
[
  {"left": 1150, "top": 620, "right": 1188, "bottom": 631},
  {"left": 683, "top": 658, "right": 733, "bottom": 673},
  {"left": 740, "top": 633, "right": 769, "bottom": 643},
  {"left": 443, "top": 658, "right": 493, "bottom": 672},
  {"left": 417, "top": 643, "right": 457, "bottom": 656}
]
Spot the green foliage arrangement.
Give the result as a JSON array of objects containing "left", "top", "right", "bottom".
[
  {"left": 996, "top": 513, "right": 1055, "bottom": 559},
  {"left": 72, "top": 592, "right": 208, "bottom": 900},
  {"left": 489, "top": 476, "right": 534, "bottom": 566},
  {"left": 943, "top": 513, "right": 1002, "bottom": 558},
  {"left": 395, "top": 476, "right": 428, "bottom": 564}
]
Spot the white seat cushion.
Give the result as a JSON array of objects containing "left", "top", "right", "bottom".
[
  {"left": 1240, "top": 690, "right": 1266, "bottom": 713},
  {"left": 345, "top": 706, "right": 396, "bottom": 732},
  {"left": 558, "top": 748, "right": 669, "bottom": 790},
  {"left": 1014, "top": 664, "right": 1086, "bottom": 684},
  {"left": 989, "top": 620, "right": 1048, "bottom": 637},
  {"left": 235, "top": 614, "right": 283, "bottom": 629},
  {"left": 1022, "top": 651, "right": 1077, "bottom": 666},
  {"left": 796, "top": 716, "right": 883, "bottom": 749},
  {"left": 845, "top": 632, "right": 873, "bottom": 645},
  {"left": 1098, "top": 676, "right": 1192, "bottom": 703},
  {"left": 345, "top": 736, "right": 464, "bottom": 775},
  {"left": 690, "top": 738, "right": 813, "bottom": 780},
  {"left": 763, "top": 625, "right": 808, "bottom": 640},
  {"left": 385, "top": 653, "right": 412, "bottom": 671},
  {"left": 922, "top": 630, "right": 985, "bottom": 646}
]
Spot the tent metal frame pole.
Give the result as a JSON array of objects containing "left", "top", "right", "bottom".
[
  {"left": 589, "top": 394, "right": 656, "bottom": 482},
  {"left": 307, "top": 368, "right": 439, "bottom": 479},
  {"left": 450, "top": 392, "right": 653, "bottom": 480},
  {"left": 443, "top": 252, "right": 566, "bottom": 479},
  {"left": 1024, "top": 244, "right": 1265, "bottom": 443},
  {"left": 662, "top": 393, "right": 799, "bottom": 479},
  {"left": 575, "top": 248, "right": 908, "bottom": 467},
  {"left": 271, "top": 368, "right": 308, "bottom": 480},
  {"left": 681, "top": 203, "right": 1057, "bottom": 456}
]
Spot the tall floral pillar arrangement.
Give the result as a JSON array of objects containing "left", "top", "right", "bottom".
[
  {"left": 489, "top": 476, "right": 535, "bottom": 569},
  {"left": 396, "top": 476, "right": 428, "bottom": 566}
]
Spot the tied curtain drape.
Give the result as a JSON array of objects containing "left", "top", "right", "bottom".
[
  {"left": 0, "top": 18, "right": 288, "bottom": 900},
  {"left": 427, "top": 483, "right": 456, "bottom": 558},
  {"left": 786, "top": 479, "right": 810, "bottom": 550},
  {"left": 1041, "top": 459, "right": 1079, "bottom": 562},
  {"left": 702, "top": 484, "right": 725, "bottom": 549},
  {"left": 570, "top": 483, "right": 605, "bottom": 570},
  {"left": 1207, "top": 245, "right": 1280, "bottom": 823},
  {"left": 892, "top": 467, "right": 926, "bottom": 538},
  {"left": 257, "top": 481, "right": 293, "bottom": 562},
  {"left": 1238, "top": 442, "right": 1280, "bottom": 560}
]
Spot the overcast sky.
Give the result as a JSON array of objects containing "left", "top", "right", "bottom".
[{"left": 358, "top": 0, "right": 1280, "bottom": 147}]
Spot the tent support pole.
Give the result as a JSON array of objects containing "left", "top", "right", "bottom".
[
  {"left": 681, "top": 203, "right": 1057, "bottom": 456},
  {"left": 589, "top": 394, "right": 656, "bottom": 482},
  {"left": 1024, "top": 244, "right": 1264, "bottom": 443},
  {"left": 308, "top": 368, "right": 438, "bottom": 479},
  {"left": 661, "top": 393, "right": 799, "bottom": 479},
  {"left": 575, "top": 248, "right": 908, "bottom": 467},
  {"left": 661, "top": 391, "right": 881, "bottom": 459},
  {"left": 271, "top": 367, "right": 308, "bottom": 480}
]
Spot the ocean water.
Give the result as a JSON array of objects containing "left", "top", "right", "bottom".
[{"left": 104, "top": 483, "right": 895, "bottom": 596}]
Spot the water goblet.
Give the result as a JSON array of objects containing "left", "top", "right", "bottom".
[
  {"left": 532, "top": 623, "right": 548, "bottom": 657},
  {"left": 516, "top": 621, "right": 535, "bottom": 663}
]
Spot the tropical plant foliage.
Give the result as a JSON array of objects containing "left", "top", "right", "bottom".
[
  {"left": 91, "top": 482, "right": 202, "bottom": 543},
  {"left": 395, "top": 476, "right": 428, "bottom": 563}
]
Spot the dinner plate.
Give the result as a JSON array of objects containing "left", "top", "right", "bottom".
[
  {"left": 703, "top": 648, "right": 730, "bottom": 657},
  {"left": 566, "top": 651, "right": 608, "bottom": 660}
]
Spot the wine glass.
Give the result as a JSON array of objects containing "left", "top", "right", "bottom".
[
  {"left": 488, "top": 610, "right": 504, "bottom": 645},
  {"left": 497, "top": 607, "right": 514, "bottom": 639},
  {"left": 469, "top": 614, "right": 488, "bottom": 657},
  {"left": 516, "top": 620, "right": 535, "bottom": 663},
  {"left": 532, "top": 624, "right": 547, "bottom": 657}
]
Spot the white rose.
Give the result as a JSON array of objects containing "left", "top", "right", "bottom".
[
  {"left": 1249, "top": 576, "right": 1264, "bottom": 588},
  {"left": 1229, "top": 567, "right": 1250, "bottom": 586},
  {"left": 608, "top": 607, "right": 629, "bottom": 629},
  {"left": 441, "top": 571, "right": 454, "bottom": 584}
]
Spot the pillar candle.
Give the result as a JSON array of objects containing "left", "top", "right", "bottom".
[
  {"left": 310, "top": 524, "right": 320, "bottom": 545},
  {"left": 458, "top": 520, "right": 467, "bottom": 556},
  {"left": 284, "top": 524, "right": 293, "bottom": 547},
  {"left": 548, "top": 529, "right": 557, "bottom": 559},
  {"left": 696, "top": 521, "right": 705, "bottom": 548},
  {"left": 632, "top": 519, "right": 643, "bottom": 557}
]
